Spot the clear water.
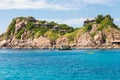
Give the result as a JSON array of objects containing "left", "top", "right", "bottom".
[{"left": 0, "top": 49, "right": 120, "bottom": 80}]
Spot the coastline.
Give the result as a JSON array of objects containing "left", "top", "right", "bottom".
[
  {"left": 0, "top": 15, "right": 120, "bottom": 50},
  {"left": 0, "top": 46, "right": 120, "bottom": 50}
]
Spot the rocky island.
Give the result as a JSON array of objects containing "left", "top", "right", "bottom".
[{"left": 0, "top": 14, "right": 120, "bottom": 49}]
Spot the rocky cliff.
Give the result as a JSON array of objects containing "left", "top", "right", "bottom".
[{"left": 0, "top": 15, "right": 120, "bottom": 49}]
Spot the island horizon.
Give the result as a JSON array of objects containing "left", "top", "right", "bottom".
[
  {"left": 0, "top": 0, "right": 120, "bottom": 80},
  {"left": 0, "top": 14, "right": 120, "bottom": 49}
]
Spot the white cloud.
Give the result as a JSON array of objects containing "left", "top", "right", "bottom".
[
  {"left": 114, "top": 18, "right": 120, "bottom": 27},
  {"left": 114, "top": 18, "right": 120, "bottom": 21},
  {"left": 0, "top": 0, "right": 84, "bottom": 10},
  {"left": 0, "top": 0, "right": 114, "bottom": 10}
]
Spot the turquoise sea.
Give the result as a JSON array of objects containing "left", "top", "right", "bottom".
[{"left": 0, "top": 49, "right": 120, "bottom": 80}]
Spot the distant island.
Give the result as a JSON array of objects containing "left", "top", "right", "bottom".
[{"left": 0, "top": 14, "right": 120, "bottom": 49}]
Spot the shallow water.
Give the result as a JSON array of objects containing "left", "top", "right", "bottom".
[{"left": 0, "top": 49, "right": 120, "bottom": 80}]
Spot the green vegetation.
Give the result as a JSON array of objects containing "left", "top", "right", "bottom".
[
  {"left": 6, "top": 18, "right": 16, "bottom": 36},
  {"left": 4, "top": 14, "right": 120, "bottom": 42},
  {"left": 44, "top": 30, "right": 60, "bottom": 41},
  {"left": 16, "top": 29, "right": 25, "bottom": 39},
  {"left": 96, "top": 14, "right": 115, "bottom": 31},
  {"left": 83, "top": 24, "right": 92, "bottom": 32},
  {"left": 4, "top": 16, "right": 76, "bottom": 40},
  {"left": 64, "top": 33, "right": 74, "bottom": 43},
  {"left": 64, "top": 28, "right": 81, "bottom": 43},
  {"left": 17, "top": 17, "right": 26, "bottom": 21},
  {"left": 59, "top": 24, "right": 74, "bottom": 33},
  {"left": 49, "top": 21, "right": 57, "bottom": 26},
  {"left": 32, "top": 27, "right": 48, "bottom": 38},
  {"left": 90, "top": 32, "right": 96, "bottom": 38},
  {"left": 40, "top": 20, "right": 47, "bottom": 24},
  {"left": 96, "top": 14, "right": 104, "bottom": 23},
  {"left": 26, "top": 22, "right": 34, "bottom": 30}
]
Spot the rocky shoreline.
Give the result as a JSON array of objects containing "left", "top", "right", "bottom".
[
  {"left": 0, "top": 47, "right": 120, "bottom": 49},
  {"left": 0, "top": 39, "right": 120, "bottom": 49},
  {"left": 0, "top": 15, "right": 120, "bottom": 49}
]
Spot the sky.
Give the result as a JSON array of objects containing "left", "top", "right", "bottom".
[{"left": 0, "top": 0, "right": 120, "bottom": 34}]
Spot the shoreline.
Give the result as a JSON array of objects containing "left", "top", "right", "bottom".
[{"left": 0, "top": 47, "right": 120, "bottom": 50}]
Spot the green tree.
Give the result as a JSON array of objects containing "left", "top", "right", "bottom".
[
  {"left": 59, "top": 24, "right": 74, "bottom": 33},
  {"left": 96, "top": 14, "right": 104, "bottom": 23},
  {"left": 49, "top": 21, "right": 57, "bottom": 26},
  {"left": 26, "top": 22, "right": 34, "bottom": 30},
  {"left": 104, "top": 15, "right": 114, "bottom": 25}
]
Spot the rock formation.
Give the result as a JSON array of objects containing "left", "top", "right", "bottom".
[{"left": 0, "top": 14, "right": 120, "bottom": 49}]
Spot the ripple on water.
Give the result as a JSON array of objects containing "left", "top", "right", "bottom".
[{"left": 0, "top": 49, "right": 120, "bottom": 80}]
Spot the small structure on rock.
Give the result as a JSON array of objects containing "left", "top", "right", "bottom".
[
  {"left": 52, "top": 25, "right": 60, "bottom": 31},
  {"left": 84, "top": 19, "right": 96, "bottom": 26},
  {"left": 34, "top": 22, "right": 42, "bottom": 28}
]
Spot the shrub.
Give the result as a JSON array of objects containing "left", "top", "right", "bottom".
[
  {"left": 84, "top": 24, "right": 92, "bottom": 32},
  {"left": 6, "top": 18, "right": 16, "bottom": 36},
  {"left": 97, "top": 15, "right": 115, "bottom": 31},
  {"left": 49, "top": 21, "right": 57, "bottom": 26},
  {"left": 26, "top": 22, "right": 34, "bottom": 30},
  {"left": 44, "top": 30, "right": 59, "bottom": 41},
  {"left": 96, "top": 14, "right": 104, "bottom": 23},
  {"left": 33, "top": 27, "right": 48, "bottom": 38},
  {"left": 18, "top": 17, "right": 25, "bottom": 20},
  {"left": 16, "top": 29, "right": 25, "bottom": 39},
  {"left": 91, "top": 32, "right": 96, "bottom": 38},
  {"left": 64, "top": 28, "right": 81, "bottom": 43}
]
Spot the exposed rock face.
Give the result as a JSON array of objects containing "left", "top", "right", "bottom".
[
  {"left": 90, "top": 24, "right": 98, "bottom": 33},
  {"left": 102, "top": 27, "right": 120, "bottom": 44},
  {"left": 94, "top": 31, "right": 104, "bottom": 45},
  {"left": 0, "top": 40, "right": 7, "bottom": 48},
  {"left": 0, "top": 15, "right": 120, "bottom": 49},
  {"left": 56, "top": 36, "right": 68, "bottom": 45},
  {"left": 76, "top": 32, "right": 96, "bottom": 47},
  {"left": 32, "top": 36, "right": 51, "bottom": 48},
  {"left": 0, "top": 36, "right": 51, "bottom": 48},
  {"left": 15, "top": 20, "right": 26, "bottom": 34},
  {"left": 16, "top": 18, "right": 22, "bottom": 23},
  {"left": 74, "top": 23, "right": 120, "bottom": 48}
]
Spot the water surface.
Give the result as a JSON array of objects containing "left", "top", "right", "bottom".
[{"left": 0, "top": 49, "right": 120, "bottom": 80}]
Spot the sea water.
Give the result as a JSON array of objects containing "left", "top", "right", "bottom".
[{"left": 0, "top": 49, "right": 120, "bottom": 80}]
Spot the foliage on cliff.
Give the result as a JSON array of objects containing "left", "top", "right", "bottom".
[
  {"left": 2, "top": 14, "right": 120, "bottom": 45},
  {"left": 4, "top": 16, "right": 74, "bottom": 41},
  {"left": 6, "top": 18, "right": 16, "bottom": 36}
]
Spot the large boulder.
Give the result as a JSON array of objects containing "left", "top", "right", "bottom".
[
  {"left": 76, "top": 32, "right": 95, "bottom": 47},
  {"left": 32, "top": 36, "right": 51, "bottom": 48},
  {"left": 94, "top": 31, "right": 104, "bottom": 45},
  {"left": 0, "top": 40, "right": 7, "bottom": 48},
  {"left": 56, "top": 36, "right": 68, "bottom": 45}
]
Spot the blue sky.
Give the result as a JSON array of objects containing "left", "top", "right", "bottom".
[{"left": 0, "top": 0, "right": 120, "bottom": 34}]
